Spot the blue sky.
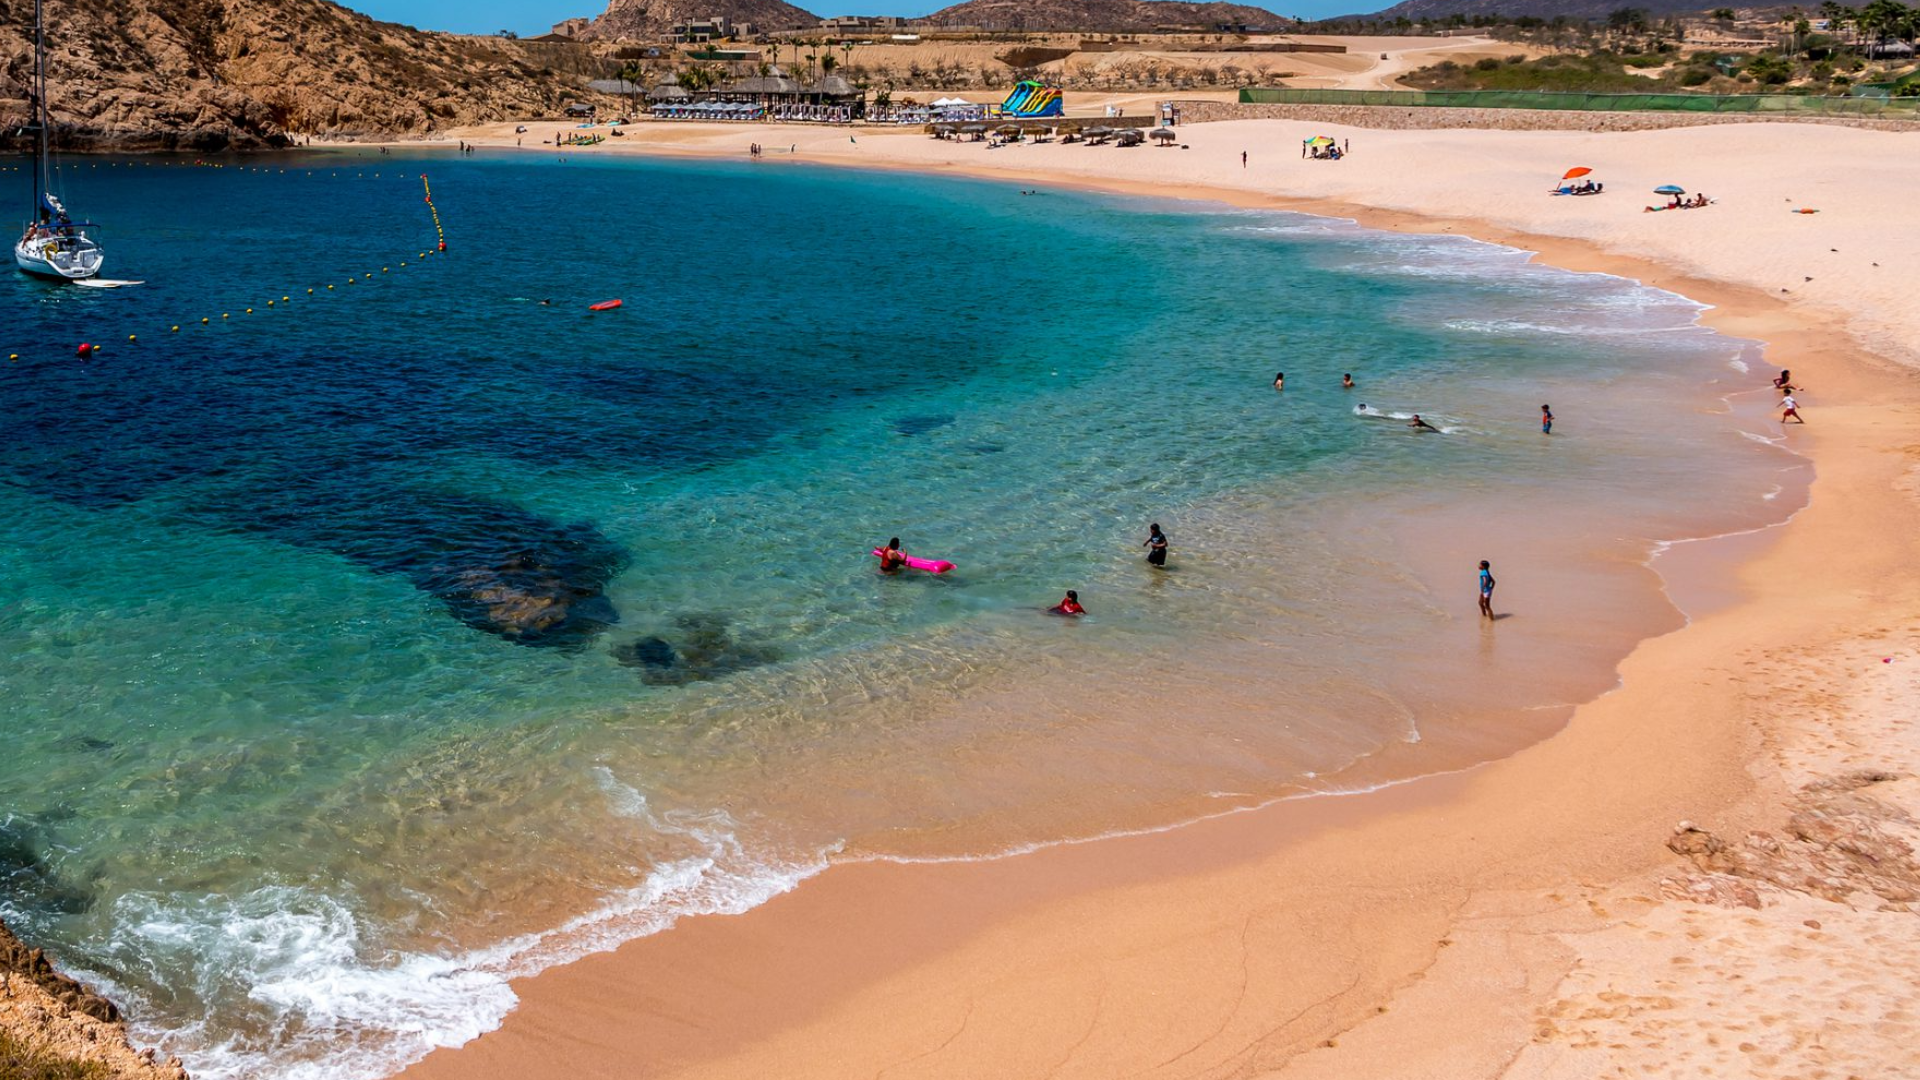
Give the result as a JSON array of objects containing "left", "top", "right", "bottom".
[{"left": 340, "top": 0, "right": 1372, "bottom": 39}]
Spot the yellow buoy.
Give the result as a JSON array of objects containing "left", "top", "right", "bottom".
[
  {"left": 246, "top": 308, "right": 253, "bottom": 314},
  {"left": 382, "top": 267, "right": 388, "bottom": 273},
  {"left": 267, "top": 300, "right": 275, "bottom": 307},
  {"left": 307, "top": 288, "right": 314, "bottom": 294},
  {"left": 9, "top": 354, "right": 17, "bottom": 361},
  {"left": 327, "top": 285, "right": 334, "bottom": 290},
  {"left": 201, "top": 317, "right": 209, "bottom": 324},
  {"left": 128, "top": 334, "right": 137, "bottom": 342},
  {"left": 222, "top": 313, "right": 229, "bottom": 319},
  {"left": 283, "top": 296, "right": 290, "bottom": 302},
  {"left": 171, "top": 325, "right": 180, "bottom": 332}
]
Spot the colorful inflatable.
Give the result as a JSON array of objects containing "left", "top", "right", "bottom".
[
  {"left": 873, "top": 548, "right": 954, "bottom": 574},
  {"left": 999, "top": 81, "right": 1063, "bottom": 119},
  {"left": 590, "top": 299, "right": 623, "bottom": 311}
]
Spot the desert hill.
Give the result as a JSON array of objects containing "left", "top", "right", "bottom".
[
  {"left": 1347, "top": 0, "right": 1706, "bottom": 20},
  {"left": 0, "top": 0, "right": 615, "bottom": 149},
  {"left": 571, "top": 0, "right": 819, "bottom": 41},
  {"left": 920, "top": 0, "right": 1293, "bottom": 31}
]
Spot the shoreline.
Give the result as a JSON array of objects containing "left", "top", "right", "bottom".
[{"left": 388, "top": 123, "right": 1920, "bottom": 1079}]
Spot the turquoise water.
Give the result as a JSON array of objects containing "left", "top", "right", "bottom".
[{"left": 3, "top": 151, "right": 1802, "bottom": 1078}]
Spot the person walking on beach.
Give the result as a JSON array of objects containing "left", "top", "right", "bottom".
[
  {"left": 1144, "top": 523, "right": 1169, "bottom": 568},
  {"left": 1242, "top": 150, "right": 1248, "bottom": 168},
  {"left": 1478, "top": 560, "right": 1496, "bottom": 618},
  {"left": 877, "top": 537, "right": 908, "bottom": 573},
  {"left": 1781, "top": 394, "right": 1805, "bottom": 424},
  {"left": 1541, "top": 404, "right": 1554, "bottom": 435},
  {"left": 1773, "top": 369, "right": 1797, "bottom": 392}
]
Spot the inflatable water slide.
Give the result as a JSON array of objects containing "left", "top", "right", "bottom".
[{"left": 999, "top": 80, "right": 1064, "bottom": 118}]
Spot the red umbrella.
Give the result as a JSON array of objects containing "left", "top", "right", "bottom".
[{"left": 1563, "top": 167, "right": 1593, "bottom": 179}]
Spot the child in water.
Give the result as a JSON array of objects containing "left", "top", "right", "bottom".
[
  {"left": 1478, "top": 560, "right": 1496, "bottom": 618},
  {"left": 1144, "top": 523, "right": 1168, "bottom": 567},
  {"left": 1051, "top": 590, "right": 1086, "bottom": 616}
]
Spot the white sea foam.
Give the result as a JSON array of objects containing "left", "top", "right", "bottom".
[{"left": 86, "top": 772, "right": 829, "bottom": 1080}]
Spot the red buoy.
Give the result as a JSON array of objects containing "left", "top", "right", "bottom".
[
  {"left": 589, "top": 299, "right": 623, "bottom": 312},
  {"left": 76, "top": 342, "right": 94, "bottom": 358}
]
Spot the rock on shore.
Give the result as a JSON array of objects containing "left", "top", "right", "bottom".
[{"left": 1, "top": 918, "right": 186, "bottom": 1079}]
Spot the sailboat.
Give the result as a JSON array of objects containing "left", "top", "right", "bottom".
[{"left": 14, "top": 0, "right": 104, "bottom": 280}]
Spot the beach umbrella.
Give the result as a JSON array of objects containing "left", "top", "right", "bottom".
[
  {"left": 1562, "top": 167, "right": 1592, "bottom": 179},
  {"left": 1150, "top": 128, "right": 1177, "bottom": 142},
  {"left": 1654, "top": 184, "right": 1686, "bottom": 195},
  {"left": 1305, "top": 136, "right": 1335, "bottom": 147}
]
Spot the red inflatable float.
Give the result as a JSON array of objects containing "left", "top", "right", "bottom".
[{"left": 589, "top": 299, "right": 623, "bottom": 312}]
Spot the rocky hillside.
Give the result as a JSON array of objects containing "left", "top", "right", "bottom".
[
  {"left": 0, "top": 0, "right": 618, "bottom": 150},
  {"left": 569, "top": 0, "right": 819, "bottom": 41},
  {"left": 920, "top": 0, "right": 1292, "bottom": 31},
  {"left": 1, "top": 918, "right": 186, "bottom": 1080}
]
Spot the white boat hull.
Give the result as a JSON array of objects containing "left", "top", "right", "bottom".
[{"left": 14, "top": 235, "right": 103, "bottom": 280}]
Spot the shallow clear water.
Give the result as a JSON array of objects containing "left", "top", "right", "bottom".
[{"left": 2, "top": 150, "right": 1803, "bottom": 1079}]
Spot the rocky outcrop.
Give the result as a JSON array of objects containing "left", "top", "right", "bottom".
[
  {"left": 0, "top": 0, "right": 619, "bottom": 149},
  {"left": 1665, "top": 769, "right": 1920, "bottom": 908},
  {"left": 612, "top": 612, "right": 781, "bottom": 684},
  {"left": 1, "top": 918, "right": 186, "bottom": 1080},
  {"left": 570, "top": 0, "right": 819, "bottom": 42}
]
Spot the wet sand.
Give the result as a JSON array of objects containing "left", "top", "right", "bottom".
[{"left": 390, "top": 118, "right": 1920, "bottom": 1079}]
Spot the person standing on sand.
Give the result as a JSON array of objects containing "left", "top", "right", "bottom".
[
  {"left": 1242, "top": 150, "right": 1248, "bottom": 168},
  {"left": 1478, "top": 560, "right": 1496, "bottom": 618},
  {"left": 1144, "top": 524, "right": 1168, "bottom": 568},
  {"left": 1541, "top": 404, "right": 1554, "bottom": 435},
  {"left": 1781, "top": 394, "right": 1805, "bottom": 424}
]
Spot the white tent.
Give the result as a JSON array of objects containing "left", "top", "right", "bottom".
[{"left": 930, "top": 97, "right": 971, "bottom": 107}]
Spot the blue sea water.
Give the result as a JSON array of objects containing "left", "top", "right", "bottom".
[{"left": 3, "top": 150, "right": 1803, "bottom": 1078}]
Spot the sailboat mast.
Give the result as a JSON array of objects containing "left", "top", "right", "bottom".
[{"left": 32, "top": 0, "right": 47, "bottom": 219}]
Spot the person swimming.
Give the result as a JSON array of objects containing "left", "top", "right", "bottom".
[
  {"left": 1408, "top": 414, "right": 1439, "bottom": 432},
  {"left": 877, "top": 537, "right": 907, "bottom": 573},
  {"left": 1272, "top": 371, "right": 1285, "bottom": 391},
  {"left": 1051, "top": 590, "right": 1086, "bottom": 616},
  {"left": 1342, "top": 373, "right": 1355, "bottom": 389}
]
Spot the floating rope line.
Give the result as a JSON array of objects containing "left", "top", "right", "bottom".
[
  {"left": 421, "top": 173, "right": 447, "bottom": 253},
  {"left": 10, "top": 173, "right": 452, "bottom": 362}
]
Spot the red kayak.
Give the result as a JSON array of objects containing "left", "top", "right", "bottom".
[{"left": 589, "top": 299, "right": 622, "bottom": 311}]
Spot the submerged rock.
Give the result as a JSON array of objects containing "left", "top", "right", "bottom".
[
  {"left": 210, "top": 479, "right": 629, "bottom": 647},
  {"left": 891, "top": 414, "right": 956, "bottom": 437},
  {"left": 612, "top": 613, "right": 781, "bottom": 685},
  {"left": 0, "top": 821, "right": 93, "bottom": 916}
]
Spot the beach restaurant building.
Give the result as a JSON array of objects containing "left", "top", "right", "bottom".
[{"left": 647, "top": 70, "right": 866, "bottom": 122}]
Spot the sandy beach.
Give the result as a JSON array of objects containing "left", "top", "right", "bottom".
[{"left": 389, "top": 115, "right": 1920, "bottom": 1079}]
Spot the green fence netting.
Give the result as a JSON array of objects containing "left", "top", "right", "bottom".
[{"left": 1237, "top": 88, "right": 1920, "bottom": 116}]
